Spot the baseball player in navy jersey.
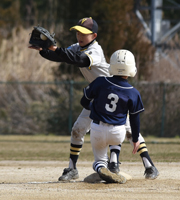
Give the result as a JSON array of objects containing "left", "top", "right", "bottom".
[
  {"left": 80, "top": 49, "right": 144, "bottom": 183},
  {"left": 29, "top": 17, "right": 159, "bottom": 181}
]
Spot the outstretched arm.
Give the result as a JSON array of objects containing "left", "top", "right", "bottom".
[
  {"left": 28, "top": 45, "right": 62, "bottom": 62},
  {"left": 40, "top": 46, "right": 90, "bottom": 67}
]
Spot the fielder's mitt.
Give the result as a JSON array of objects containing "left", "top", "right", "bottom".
[{"left": 29, "top": 25, "right": 56, "bottom": 49}]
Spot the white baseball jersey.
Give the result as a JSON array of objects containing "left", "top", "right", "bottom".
[{"left": 68, "top": 40, "right": 110, "bottom": 82}]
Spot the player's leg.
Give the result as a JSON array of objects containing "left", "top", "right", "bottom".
[
  {"left": 109, "top": 116, "right": 159, "bottom": 179},
  {"left": 58, "top": 108, "right": 91, "bottom": 181},
  {"left": 108, "top": 144, "right": 121, "bottom": 173},
  {"left": 69, "top": 109, "right": 91, "bottom": 170},
  {"left": 91, "top": 122, "right": 126, "bottom": 183},
  {"left": 125, "top": 115, "right": 159, "bottom": 179},
  {"left": 109, "top": 136, "right": 159, "bottom": 179},
  {"left": 126, "top": 131, "right": 159, "bottom": 179},
  {"left": 108, "top": 124, "right": 126, "bottom": 173}
]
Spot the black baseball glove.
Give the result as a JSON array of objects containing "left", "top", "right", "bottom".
[{"left": 29, "top": 25, "right": 56, "bottom": 49}]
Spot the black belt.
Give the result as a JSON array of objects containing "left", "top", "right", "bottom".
[
  {"left": 93, "top": 120, "right": 100, "bottom": 125},
  {"left": 93, "top": 120, "right": 115, "bottom": 126}
]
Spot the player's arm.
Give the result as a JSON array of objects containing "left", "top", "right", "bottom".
[
  {"left": 129, "top": 113, "right": 140, "bottom": 154},
  {"left": 80, "top": 94, "right": 92, "bottom": 110},
  {"left": 40, "top": 47, "right": 90, "bottom": 67},
  {"left": 80, "top": 87, "right": 93, "bottom": 110},
  {"left": 80, "top": 79, "right": 98, "bottom": 110},
  {"left": 129, "top": 113, "right": 140, "bottom": 143}
]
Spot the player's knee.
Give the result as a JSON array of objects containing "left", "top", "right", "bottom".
[
  {"left": 71, "top": 124, "right": 86, "bottom": 145},
  {"left": 71, "top": 127, "right": 80, "bottom": 139},
  {"left": 72, "top": 119, "right": 90, "bottom": 138}
]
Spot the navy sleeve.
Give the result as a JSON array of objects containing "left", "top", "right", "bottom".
[
  {"left": 129, "top": 113, "right": 140, "bottom": 143},
  {"left": 128, "top": 89, "right": 144, "bottom": 115},
  {"left": 80, "top": 79, "right": 100, "bottom": 109},
  {"left": 40, "top": 48, "right": 90, "bottom": 67},
  {"left": 83, "top": 78, "right": 100, "bottom": 99},
  {"left": 80, "top": 89, "right": 92, "bottom": 110}
]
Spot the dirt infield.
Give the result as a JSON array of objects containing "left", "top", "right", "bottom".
[{"left": 0, "top": 161, "right": 180, "bottom": 200}]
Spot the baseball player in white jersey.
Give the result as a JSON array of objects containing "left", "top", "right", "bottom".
[{"left": 29, "top": 17, "right": 159, "bottom": 181}]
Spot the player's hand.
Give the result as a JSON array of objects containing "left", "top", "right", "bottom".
[
  {"left": 48, "top": 45, "right": 57, "bottom": 51},
  {"left": 132, "top": 141, "right": 140, "bottom": 154},
  {"left": 28, "top": 46, "right": 42, "bottom": 51}
]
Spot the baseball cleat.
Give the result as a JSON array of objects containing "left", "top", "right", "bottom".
[
  {"left": 108, "top": 162, "right": 120, "bottom": 174},
  {"left": 144, "top": 166, "right": 159, "bottom": 180},
  {"left": 58, "top": 168, "right": 79, "bottom": 181},
  {"left": 98, "top": 167, "right": 126, "bottom": 184}
]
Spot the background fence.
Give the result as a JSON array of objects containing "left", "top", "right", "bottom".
[{"left": 0, "top": 81, "right": 179, "bottom": 137}]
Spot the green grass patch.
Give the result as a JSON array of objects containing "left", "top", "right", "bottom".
[{"left": 0, "top": 135, "right": 179, "bottom": 162}]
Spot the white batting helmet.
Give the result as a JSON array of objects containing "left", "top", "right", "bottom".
[{"left": 109, "top": 49, "right": 137, "bottom": 77}]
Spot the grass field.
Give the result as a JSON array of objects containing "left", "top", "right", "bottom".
[{"left": 0, "top": 134, "right": 180, "bottom": 162}]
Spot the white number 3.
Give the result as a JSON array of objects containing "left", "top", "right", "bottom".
[{"left": 105, "top": 93, "right": 119, "bottom": 112}]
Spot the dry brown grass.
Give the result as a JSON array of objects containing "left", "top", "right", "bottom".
[
  {"left": 0, "top": 26, "right": 59, "bottom": 82},
  {"left": 0, "top": 27, "right": 61, "bottom": 134}
]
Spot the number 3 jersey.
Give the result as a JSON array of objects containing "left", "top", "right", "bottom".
[{"left": 81, "top": 76, "right": 144, "bottom": 125}]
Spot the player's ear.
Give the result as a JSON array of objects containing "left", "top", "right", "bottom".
[{"left": 93, "top": 33, "right": 97, "bottom": 39}]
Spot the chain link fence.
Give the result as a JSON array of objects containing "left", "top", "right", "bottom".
[{"left": 0, "top": 81, "right": 179, "bottom": 137}]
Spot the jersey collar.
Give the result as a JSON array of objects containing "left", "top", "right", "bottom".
[
  {"left": 80, "top": 39, "right": 96, "bottom": 50},
  {"left": 105, "top": 76, "right": 133, "bottom": 89}
]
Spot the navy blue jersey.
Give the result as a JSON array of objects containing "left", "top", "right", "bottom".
[{"left": 81, "top": 76, "right": 144, "bottom": 125}]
